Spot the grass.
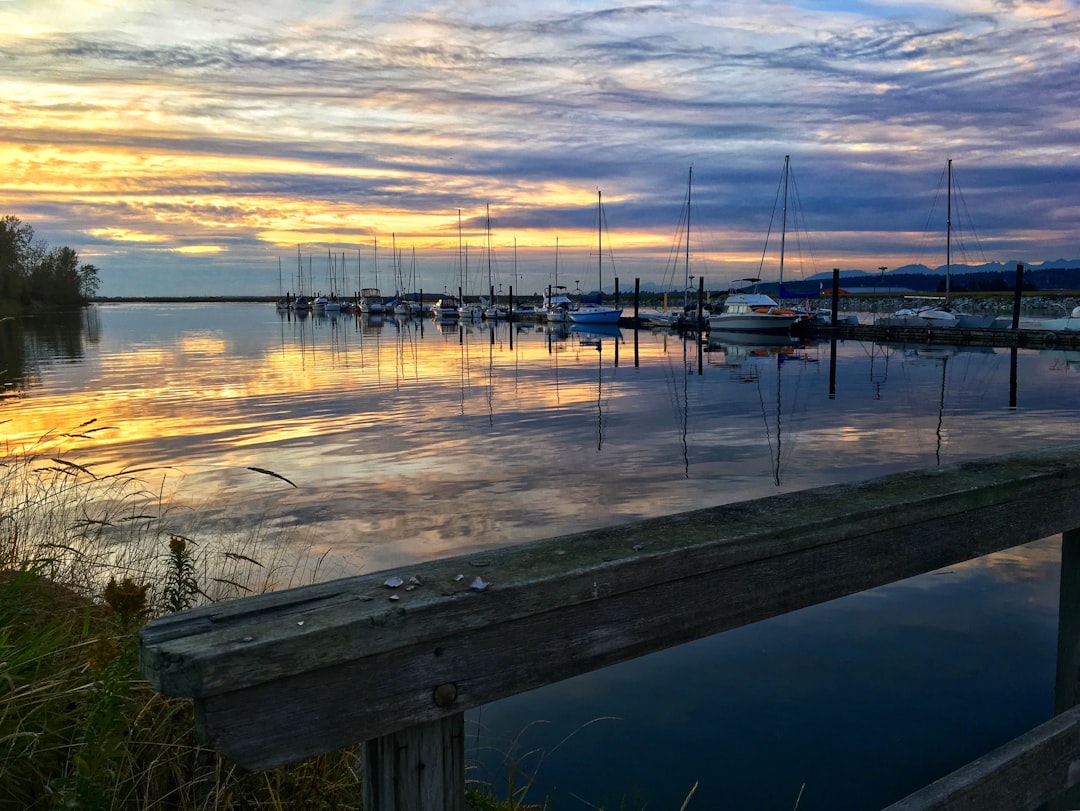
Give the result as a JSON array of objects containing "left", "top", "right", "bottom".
[
  {"left": 0, "top": 423, "right": 373, "bottom": 810},
  {"left": 1, "top": 423, "right": 688, "bottom": 810}
]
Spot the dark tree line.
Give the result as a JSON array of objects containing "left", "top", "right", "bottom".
[{"left": 0, "top": 215, "right": 100, "bottom": 307}]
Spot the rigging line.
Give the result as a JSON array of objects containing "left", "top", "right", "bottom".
[
  {"left": 911, "top": 163, "right": 949, "bottom": 270},
  {"left": 756, "top": 162, "right": 788, "bottom": 278},
  {"left": 787, "top": 166, "right": 820, "bottom": 281},
  {"left": 951, "top": 170, "right": 989, "bottom": 267},
  {"left": 599, "top": 193, "right": 618, "bottom": 291},
  {"left": 660, "top": 190, "right": 690, "bottom": 289}
]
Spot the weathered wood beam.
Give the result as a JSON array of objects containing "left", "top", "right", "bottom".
[
  {"left": 138, "top": 445, "right": 1080, "bottom": 770},
  {"left": 362, "top": 714, "right": 464, "bottom": 811},
  {"left": 883, "top": 704, "right": 1080, "bottom": 811}
]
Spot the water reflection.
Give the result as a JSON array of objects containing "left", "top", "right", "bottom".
[
  {"left": 1, "top": 308, "right": 99, "bottom": 399},
  {"left": 6, "top": 303, "right": 1080, "bottom": 808},
  {"left": 2, "top": 304, "right": 1079, "bottom": 573}
]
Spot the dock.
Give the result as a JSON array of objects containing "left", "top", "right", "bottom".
[{"left": 799, "top": 320, "right": 1080, "bottom": 350}]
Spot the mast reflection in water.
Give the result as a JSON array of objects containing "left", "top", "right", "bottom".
[{"left": 4, "top": 303, "right": 1079, "bottom": 809}]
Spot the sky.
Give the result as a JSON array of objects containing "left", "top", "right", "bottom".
[{"left": 1, "top": 0, "right": 1078, "bottom": 297}]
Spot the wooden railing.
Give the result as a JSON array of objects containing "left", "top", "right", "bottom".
[{"left": 139, "top": 445, "right": 1080, "bottom": 810}]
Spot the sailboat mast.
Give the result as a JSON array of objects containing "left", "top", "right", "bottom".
[
  {"left": 685, "top": 166, "right": 692, "bottom": 310},
  {"left": 779, "top": 155, "right": 789, "bottom": 298},
  {"left": 597, "top": 189, "right": 603, "bottom": 302},
  {"left": 486, "top": 203, "right": 492, "bottom": 301},
  {"left": 946, "top": 158, "right": 952, "bottom": 303}
]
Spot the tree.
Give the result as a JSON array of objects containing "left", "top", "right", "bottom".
[
  {"left": 79, "top": 264, "right": 100, "bottom": 300},
  {"left": 1, "top": 215, "right": 99, "bottom": 307},
  {"left": 0, "top": 215, "right": 34, "bottom": 302}
]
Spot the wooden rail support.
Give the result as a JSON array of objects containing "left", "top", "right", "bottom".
[{"left": 138, "top": 445, "right": 1080, "bottom": 809}]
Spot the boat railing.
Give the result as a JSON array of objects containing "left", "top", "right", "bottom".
[{"left": 139, "top": 445, "right": 1080, "bottom": 810}]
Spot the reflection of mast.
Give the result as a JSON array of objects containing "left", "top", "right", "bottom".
[
  {"left": 589, "top": 339, "right": 604, "bottom": 451},
  {"left": 755, "top": 353, "right": 784, "bottom": 486},
  {"left": 487, "top": 323, "right": 495, "bottom": 426},
  {"left": 679, "top": 338, "right": 689, "bottom": 477},
  {"left": 869, "top": 342, "right": 891, "bottom": 400},
  {"left": 934, "top": 353, "right": 948, "bottom": 466}
]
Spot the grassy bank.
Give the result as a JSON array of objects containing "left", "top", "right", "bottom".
[{"left": 1, "top": 427, "right": 554, "bottom": 810}]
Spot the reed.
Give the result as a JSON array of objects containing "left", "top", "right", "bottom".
[
  {"left": 1, "top": 424, "right": 665, "bottom": 810},
  {"left": 0, "top": 424, "right": 365, "bottom": 810}
]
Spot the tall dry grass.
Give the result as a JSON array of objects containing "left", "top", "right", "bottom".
[{"left": 0, "top": 422, "right": 363, "bottom": 810}]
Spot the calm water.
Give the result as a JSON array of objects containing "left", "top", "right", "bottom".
[{"left": 3, "top": 303, "right": 1078, "bottom": 809}]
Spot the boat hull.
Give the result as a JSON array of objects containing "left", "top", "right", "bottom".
[
  {"left": 569, "top": 306, "right": 622, "bottom": 324},
  {"left": 707, "top": 313, "right": 798, "bottom": 335},
  {"left": 1041, "top": 317, "right": 1080, "bottom": 332}
]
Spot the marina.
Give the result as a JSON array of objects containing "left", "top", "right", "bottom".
[{"left": 3, "top": 302, "right": 1080, "bottom": 808}]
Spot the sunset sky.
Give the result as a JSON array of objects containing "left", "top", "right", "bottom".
[{"left": 2, "top": 0, "right": 1078, "bottom": 297}]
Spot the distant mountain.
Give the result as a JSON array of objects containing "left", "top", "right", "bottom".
[
  {"left": 808, "top": 259, "right": 1080, "bottom": 281},
  {"left": 790, "top": 263, "right": 1080, "bottom": 295}
]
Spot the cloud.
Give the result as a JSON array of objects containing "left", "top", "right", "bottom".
[{"left": 1, "top": 1, "right": 1079, "bottom": 294}]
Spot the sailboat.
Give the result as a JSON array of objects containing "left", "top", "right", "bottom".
[
  {"left": 433, "top": 212, "right": 464, "bottom": 321},
  {"left": 569, "top": 190, "right": 623, "bottom": 325},
  {"left": 543, "top": 237, "right": 572, "bottom": 322},
  {"left": 882, "top": 160, "right": 1000, "bottom": 329},
  {"left": 292, "top": 246, "right": 312, "bottom": 312},
  {"left": 360, "top": 237, "right": 386, "bottom": 315},
  {"left": 646, "top": 167, "right": 701, "bottom": 329},
  {"left": 482, "top": 206, "right": 508, "bottom": 320},
  {"left": 708, "top": 156, "right": 801, "bottom": 335}
]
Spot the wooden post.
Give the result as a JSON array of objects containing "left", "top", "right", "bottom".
[
  {"left": 698, "top": 275, "right": 705, "bottom": 329},
  {"left": 362, "top": 714, "right": 465, "bottom": 811},
  {"left": 831, "top": 268, "right": 840, "bottom": 329},
  {"left": 1012, "top": 263, "right": 1024, "bottom": 330},
  {"left": 1056, "top": 528, "right": 1080, "bottom": 714},
  {"left": 633, "top": 277, "right": 640, "bottom": 321}
]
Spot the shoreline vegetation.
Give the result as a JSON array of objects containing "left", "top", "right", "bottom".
[
  {"left": 0, "top": 427, "right": 538, "bottom": 810},
  {"left": 1, "top": 216, "right": 99, "bottom": 314}
]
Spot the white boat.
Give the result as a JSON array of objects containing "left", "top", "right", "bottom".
[
  {"left": 642, "top": 310, "right": 680, "bottom": 328},
  {"left": 881, "top": 299, "right": 958, "bottom": 327},
  {"left": 1041, "top": 305, "right": 1080, "bottom": 332},
  {"left": 432, "top": 295, "right": 461, "bottom": 321},
  {"left": 708, "top": 157, "right": 802, "bottom": 336},
  {"left": 569, "top": 190, "right": 623, "bottom": 326},
  {"left": 359, "top": 287, "right": 385, "bottom": 314},
  {"left": 708, "top": 282, "right": 801, "bottom": 335},
  {"left": 511, "top": 303, "right": 540, "bottom": 318},
  {"left": 543, "top": 286, "right": 572, "bottom": 322}
]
